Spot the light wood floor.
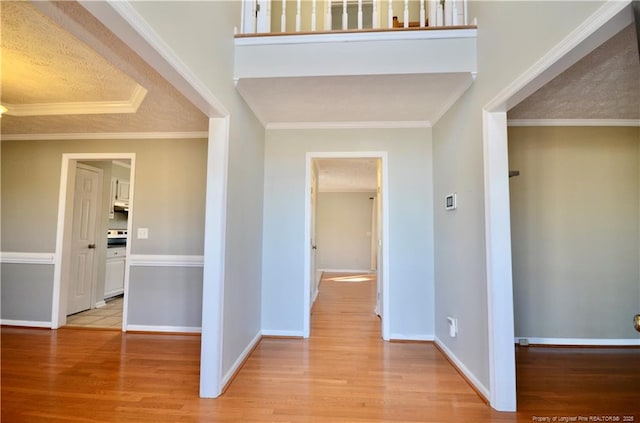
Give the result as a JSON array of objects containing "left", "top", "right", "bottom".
[{"left": 2, "top": 273, "right": 638, "bottom": 422}]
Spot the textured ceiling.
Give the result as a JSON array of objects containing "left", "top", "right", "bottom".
[
  {"left": 1, "top": 1, "right": 138, "bottom": 105},
  {"left": 509, "top": 24, "right": 640, "bottom": 120},
  {"left": 0, "top": 1, "right": 208, "bottom": 135},
  {"left": 316, "top": 158, "right": 378, "bottom": 192}
]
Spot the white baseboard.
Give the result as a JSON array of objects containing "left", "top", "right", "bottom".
[
  {"left": 390, "top": 333, "right": 435, "bottom": 341},
  {"left": 95, "top": 301, "right": 107, "bottom": 308},
  {"left": 128, "top": 254, "right": 204, "bottom": 268},
  {"left": 515, "top": 337, "right": 640, "bottom": 346},
  {"left": 261, "top": 329, "right": 304, "bottom": 337},
  {"left": 1, "top": 319, "right": 51, "bottom": 328},
  {"left": 126, "top": 324, "right": 201, "bottom": 333},
  {"left": 222, "top": 331, "right": 262, "bottom": 388},
  {"left": 434, "top": 336, "right": 490, "bottom": 400},
  {"left": 318, "top": 268, "right": 374, "bottom": 274}
]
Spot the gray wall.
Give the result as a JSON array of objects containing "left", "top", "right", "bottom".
[
  {"left": 131, "top": 1, "right": 265, "bottom": 377},
  {"left": 509, "top": 126, "right": 640, "bottom": 340},
  {"left": 262, "top": 127, "right": 434, "bottom": 338},
  {"left": 317, "top": 192, "right": 374, "bottom": 271},
  {"left": 1, "top": 138, "right": 207, "bottom": 325},
  {"left": 1, "top": 264, "right": 53, "bottom": 322},
  {"left": 432, "top": 0, "right": 605, "bottom": 392}
]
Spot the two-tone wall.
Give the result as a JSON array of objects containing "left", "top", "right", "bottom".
[{"left": 1, "top": 138, "right": 207, "bottom": 330}]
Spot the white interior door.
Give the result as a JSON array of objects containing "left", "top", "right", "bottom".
[{"left": 67, "top": 164, "right": 101, "bottom": 315}]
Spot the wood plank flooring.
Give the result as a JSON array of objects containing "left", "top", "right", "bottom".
[{"left": 2, "top": 273, "right": 638, "bottom": 422}]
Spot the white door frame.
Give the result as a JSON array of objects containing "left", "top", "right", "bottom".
[
  {"left": 52, "top": 153, "right": 136, "bottom": 330},
  {"left": 304, "top": 151, "right": 390, "bottom": 340},
  {"left": 481, "top": 1, "right": 632, "bottom": 411}
]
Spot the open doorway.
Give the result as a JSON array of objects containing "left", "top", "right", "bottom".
[
  {"left": 52, "top": 153, "right": 135, "bottom": 331},
  {"left": 304, "top": 152, "right": 390, "bottom": 340}
]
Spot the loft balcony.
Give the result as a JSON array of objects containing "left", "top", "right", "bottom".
[{"left": 234, "top": 0, "right": 477, "bottom": 127}]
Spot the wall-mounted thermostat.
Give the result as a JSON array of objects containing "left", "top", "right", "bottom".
[{"left": 445, "top": 193, "right": 457, "bottom": 211}]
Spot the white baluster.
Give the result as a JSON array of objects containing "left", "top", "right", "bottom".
[
  {"left": 403, "top": 0, "right": 409, "bottom": 28},
  {"left": 342, "top": 0, "right": 348, "bottom": 30},
  {"left": 266, "top": 0, "right": 272, "bottom": 32},
  {"left": 295, "top": 0, "right": 301, "bottom": 32},
  {"left": 452, "top": 0, "right": 458, "bottom": 25},
  {"left": 387, "top": 0, "right": 393, "bottom": 28},
  {"left": 311, "top": 0, "right": 317, "bottom": 31},
  {"left": 464, "top": 0, "right": 468, "bottom": 25},
  {"left": 357, "top": 0, "right": 363, "bottom": 30},
  {"left": 444, "top": 0, "right": 452, "bottom": 26},
  {"left": 281, "top": 0, "right": 286, "bottom": 32},
  {"left": 420, "top": 0, "right": 426, "bottom": 27},
  {"left": 372, "top": 0, "right": 379, "bottom": 29},
  {"left": 428, "top": 0, "right": 438, "bottom": 27},
  {"left": 326, "top": 0, "right": 332, "bottom": 30}
]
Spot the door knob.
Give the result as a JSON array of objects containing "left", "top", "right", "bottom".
[{"left": 88, "top": 244, "right": 96, "bottom": 249}]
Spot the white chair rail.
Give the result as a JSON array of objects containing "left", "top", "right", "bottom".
[{"left": 240, "top": 0, "right": 468, "bottom": 35}]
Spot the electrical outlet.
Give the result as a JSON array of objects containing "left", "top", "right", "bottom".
[
  {"left": 447, "top": 316, "right": 457, "bottom": 338},
  {"left": 137, "top": 227, "right": 149, "bottom": 239}
]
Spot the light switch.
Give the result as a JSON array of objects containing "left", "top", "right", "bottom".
[{"left": 137, "top": 227, "right": 149, "bottom": 239}]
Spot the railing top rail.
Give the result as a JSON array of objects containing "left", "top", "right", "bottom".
[{"left": 235, "top": 24, "right": 477, "bottom": 39}]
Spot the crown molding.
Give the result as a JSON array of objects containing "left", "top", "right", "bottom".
[
  {"left": 3, "top": 84, "right": 148, "bottom": 117},
  {"left": 507, "top": 119, "right": 640, "bottom": 127},
  {"left": 266, "top": 121, "right": 432, "bottom": 130},
  {"left": 1, "top": 131, "right": 208, "bottom": 141}
]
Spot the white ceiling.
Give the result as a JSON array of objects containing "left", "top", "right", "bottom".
[
  {"left": 316, "top": 158, "right": 378, "bottom": 192},
  {"left": 236, "top": 73, "right": 474, "bottom": 126}
]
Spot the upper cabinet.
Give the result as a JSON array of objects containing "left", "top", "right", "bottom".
[{"left": 109, "top": 177, "right": 130, "bottom": 218}]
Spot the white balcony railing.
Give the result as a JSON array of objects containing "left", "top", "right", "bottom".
[{"left": 240, "top": 0, "right": 469, "bottom": 35}]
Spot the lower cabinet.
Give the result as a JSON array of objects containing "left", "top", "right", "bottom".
[{"left": 105, "top": 248, "right": 125, "bottom": 298}]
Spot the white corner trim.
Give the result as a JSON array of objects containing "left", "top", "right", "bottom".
[
  {"left": 435, "top": 336, "right": 491, "bottom": 400},
  {"left": 1, "top": 320, "right": 52, "bottom": 328},
  {"left": 235, "top": 28, "right": 477, "bottom": 46},
  {"left": 484, "top": 0, "right": 632, "bottom": 112},
  {"left": 128, "top": 254, "right": 204, "bottom": 268},
  {"left": 515, "top": 337, "right": 640, "bottom": 346},
  {"left": 95, "top": 300, "right": 107, "bottom": 309},
  {"left": 126, "top": 325, "right": 202, "bottom": 333},
  {"left": 261, "top": 329, "right": 305, "bottom": 337},
  {"left": 0, "top": 252, "right": 56, "bottom": 265},
  {"left": 85, "top": 0, "right": 229, "bottom": 117},
  {"left": 390, "top": 333, "right": 435, "bottom": 341},
  {"left": 266, "top": 121, "right": 432, "bottom": 130},
  {"left": 3, "top": 84, "right": 148, "bottom": 117},
  {"left": 222, "top": 331, "right": 262, "bottom": 388},
  {"left": 507, "top": 119, "right": 640, "bottom": 127},
  {"left": 1, "top": 131, "right": 209, "bottom": 141}
]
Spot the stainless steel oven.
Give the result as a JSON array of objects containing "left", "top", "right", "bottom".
[{"left": 107, "top": 229, "right": 127, "bottom": 248}]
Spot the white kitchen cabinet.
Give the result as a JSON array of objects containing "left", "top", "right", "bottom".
[
  {"left": 104, "top": 247, "right": 125, "bottom": 298},
  {"left": 117, "top": 179, "right": 130, "bottom": 203},
  {"left": 109, "top": 177, "right": 130, "bottom": 218}
]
